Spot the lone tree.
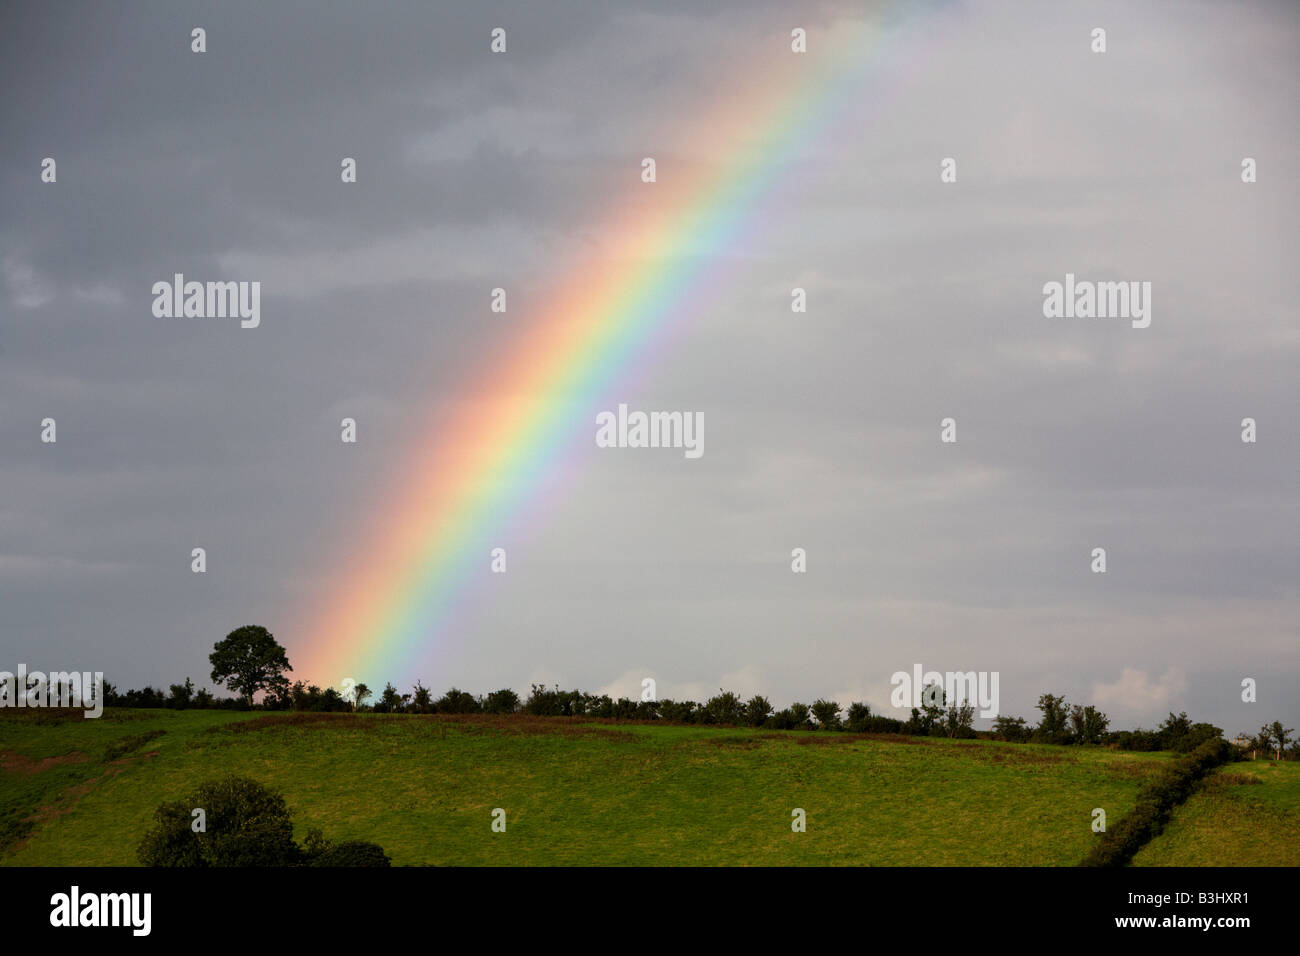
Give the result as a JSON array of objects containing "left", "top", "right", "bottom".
[
  {"left": 352, "top": 681, "right": 372, "bottom": 712},
  {"left": 810, "top": 698, "right": 843, "bottom": 731},
  {"left": 1034, "top": 693, "right": 1071, "bottom": 744},
  {"left": 1069, "top": 704, "right": 1110, "bottom": 745},
  {"left": 1266, "top": 721, "right": 1294, "bottom": 761},
  {"left": 209, "top": 625, "right": 292, "bottom": 707},
  {"left": 944, "top": 701, "right": 976, "bottom": 738}
]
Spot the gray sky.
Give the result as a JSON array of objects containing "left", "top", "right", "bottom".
[{"left": 2, "top": 0, "right": 1296, "bottom": 735}]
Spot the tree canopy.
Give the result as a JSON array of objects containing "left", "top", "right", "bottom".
[{"left": 209, "top": 625, "right": 292, "bottom": 706}]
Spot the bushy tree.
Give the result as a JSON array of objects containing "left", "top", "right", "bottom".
[
  {"left": 1069, "top": 704, "right": 1109, "bottom": 744},
  {"left": 1175, "top": 722, "right": 1223, "bottom": 753},
  {"left": 301, "top": 829, "right": 391, "bottom": 867},
  {"left": 658, "top": 699, "right": 697, "bottom": 723},
  {"left": 437, "top": 686, "right": 481, "bottom": 714},
  {"left": 352, "top": 682, "right": 371, "bottom": 711},
  {"left": 1033, "top": 693, "right": 1071, "bottom": 744},
  {"left": 1158, "top": 712, "right": 1193, "bottom": 751},
  {"left": 619, "top": 697, "right": 645, "bottom": 720},
  {"left": 942, "top": 701, "right": 976, "bottom": 738},
  {"left": 375, "top": 682, "right": 404, "bottom": 713},
  {"left": 113, "top": 685, "right": 167, "bottom": 709},
  {"left": 289, "top": 681, "right": 312, "bottom": 710},
  {"left": 138, "top": 776, "right": 301, "bottom": 867},
  {"left": 914, "top": 683, "right": 946, "bottom": 735},
  {"left": 811, "top": 699, "right": 842, "bottom": 731},
  {"left": 844, "top": 702, "right": 872, "bottom": 733},
  {"left": 167, "top": 678, "right": 195, "bottom": 710},
  {"left": 991, "top": 714, "right": 1029, "bottom": 742},
  {"left": 209, "top": 625, "right": 292, "bottom": 707},
  {"left": 767, "top": 702, "right": 813, "bottom": 730},
  {"left": 483, "top": 688, "right": 520, "bottom": 714},
  {"left": 1262, "top": 721, "right": 1294, "bottom": 760},
  {"left": 704, "top": 690, "right": 745, "bottom": 725},
  {"left": 524, "top": 683, "right": 561, "bottom": 716},
  {"left": 139, "top": 777, "right": 390, "bottom": 867},
  {"left": 309, "top": 841, "right": 391, "bottom": 867},
  {"left": 410, "top": 681, "right": 433, "bottom": 714},
  {"left": 522, "top": 684, "right": 587, "bottom": 716},
  {"left": 865, "top": 714, "right": 905, "bottom": 734},
  {"left": 285, "top": 681, "right": 351, "bottom": 713},
  {"left": 743, "top": 695, "right": 773, "bottom": 727},
  {"left": 321, "top": 687, "right": 348, "bottom": 711}
]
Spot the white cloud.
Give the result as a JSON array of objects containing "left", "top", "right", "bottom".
[
  {"left": 1092, "top": 667, "right": 1189, "bottom": 716},
  {"left": 3, "top": 255, "right": 53, "bottom": 308}
]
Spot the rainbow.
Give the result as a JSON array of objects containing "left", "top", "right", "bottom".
[{"left": 295, "top": 13, "right": 932, "bottom": 687}]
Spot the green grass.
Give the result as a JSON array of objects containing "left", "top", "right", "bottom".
[
  {"left": 0, "top": 708, "right": 1198, "bottom": 866},
  {"left": 1129, "top": 760, "right": 1300, "bottom": 867},
  {"left": 0, "top": 708, "right": 259, "bottom": 858}
]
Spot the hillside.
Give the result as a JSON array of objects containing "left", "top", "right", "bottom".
[{"left": 3, "top": 708, "right": 1290, "bottom": 867}]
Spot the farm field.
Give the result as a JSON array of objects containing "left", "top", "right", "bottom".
[
  {"left": 1, "top": 708, "right": 1281, "bottom": 867},
  {"left": 1129, "top": 759, "right": 1300, "bottom": 867}
]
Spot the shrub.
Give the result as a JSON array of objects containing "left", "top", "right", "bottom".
[
  {"left": 139, "top": 777, "right": 391, "bottom": 867},
  {"left": 767, "top": 702, "right": 813, "bottom": 731},
  {"left": 138, "top": 776, "right": 301, "bottom": 867},
  {"left": 657, "top": 699, "right": 698, "bottom": 723},
  {"left": 1068, "top": 704, "right": 1109, "bottom": 744},
  {"left": 483, "top": 688, "right": 520, "bottom": 714},
  {"left": 307, "top": 839, "right": 391, "bottom": 867},
  {"left": 1080, "top": 738, "right": 1234, "bottom": 867},
  {"left": 1157, "top": 711, "right": 1192, "bottom": 751},
  {"left": 436, "top": 686, "right": 480, "bottom": 714},
  {"left": 287, "top": 681, "right": 351, "bottom": 713},
  {"left": 374, "top": 682, "right": 406, "bottom": 713},
  {"left": 942, "top": 702, "right": 977, "bottom": 738},
  {"left": 744, "top": 695, "right": 774, "bottom": 727},
  {"left": 611, "top": 697, "right": 639, "bottom": 720},
  {"left": 811, "top": 699, "right": 842, "bottom": 731},
  {"left": 864, "top": 714, "right": 905, "bottom": 734},
  {"left": 1109, "top": 728, "right": 1162, "bottom": 751},
  {"left": 1033, "top": 693, "right": 1071, "bottom": 744},
  {"left": 410, "top": 681, "right": 434, "bottom": 714},
  {"left": 1173, "top": 722, "right": 1223, "bottom": 753},
  {"left": 992, "top": 715, "right": 1031, "bottom": 743},
  {"left": 524, "top": 684, "right": 563, "bottom": 716},
  {"left": 137, "top": 801, "right": 206, "bottom": 866},
  {"left": 166, "top": 678, "right": 195, "bottom": 710},
  {"left": 704, "top": 690, "right": 745, "bottom": 725},
  {"left": 844, "top": 702, "right": 871, "bottom": 733}
]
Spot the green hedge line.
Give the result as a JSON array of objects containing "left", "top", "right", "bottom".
[{"left": 1080, "top": 738, "right": 1235, "bottom": 867}]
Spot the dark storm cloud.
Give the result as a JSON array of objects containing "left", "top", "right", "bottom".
[{"left": 1, "top": 0, "right": 1295, "bottom": 735}]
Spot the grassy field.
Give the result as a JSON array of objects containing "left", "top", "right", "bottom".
[
  {"left": 1129, "top": 759, "right": 1300, "bottom": 866},
  {"left": 2, "top": 707, "right": 1284, "bottom": 867}
]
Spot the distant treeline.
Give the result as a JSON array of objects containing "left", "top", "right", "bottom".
[{"left": 100, "top": 678, "right": 1297, "bottom": 758}]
